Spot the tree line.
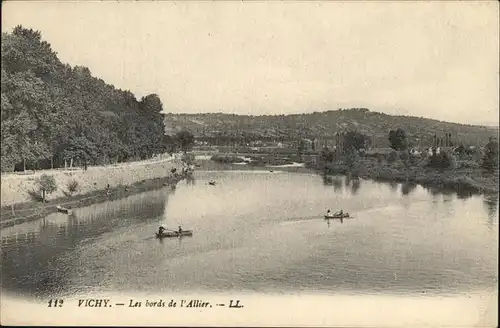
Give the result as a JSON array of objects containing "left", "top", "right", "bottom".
[
  {"left": 1, "top": 26, "right": 193, "bottom": 172},
  {"left": 317, "top": 127, "right": 498, "bottom": 172}
]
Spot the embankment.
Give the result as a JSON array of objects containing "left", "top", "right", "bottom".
[
  {"left": 1, "top": 158, "right": 182, "bottom": 206},
  {"left": 1, "top": 158, "right": 185, "bottom": 228}
]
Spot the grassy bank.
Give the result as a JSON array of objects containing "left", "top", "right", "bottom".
[
  {"left": 0, "top": 172, "right": 187, "bottom": 229},
  {"left": 312, "top": 156, "right": 498, "bottom": 196}
]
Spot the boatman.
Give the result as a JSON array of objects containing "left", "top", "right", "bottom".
[
  {"left": 178, "top": 225, "right": 183, "bottom": 234},
  {"left": 158, "top": 225, "right": 166, "bottom": 235}
]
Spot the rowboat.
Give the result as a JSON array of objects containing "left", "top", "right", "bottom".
[
  {"left": 56, "top": 205, "right": 72, "bottom": 215},
  {"left": 324, "top": 213, "right": 349, "bottom": 219},
  {"left": 156, "top": 230, "right": 193, "bottom": 238}
]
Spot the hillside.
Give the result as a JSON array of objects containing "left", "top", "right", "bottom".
[{"left": 164, "top": 109, "right": 498, "bottom": 147}]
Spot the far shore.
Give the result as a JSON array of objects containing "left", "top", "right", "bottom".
[
  {"left": 316, "top": 158, "right": 499, "bottom": 196},
  {"left": 204, "top": 153, "right": 499, "bottom": 196}
]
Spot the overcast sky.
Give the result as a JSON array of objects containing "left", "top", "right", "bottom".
[{"left": 3, "top": 1, "right": 499, "bottom": 126}]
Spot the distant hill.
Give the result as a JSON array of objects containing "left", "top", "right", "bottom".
[{"left": 164, "top": 109, "right": 498, "bottom": 148}]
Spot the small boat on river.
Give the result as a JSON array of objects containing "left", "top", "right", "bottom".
[
  {"left": 156, "top": 230, "right": 193, "bottom": 238},
  {"left": 56, "top": 205, "right": 73, "bottom": 215},
  {"left": 324, "top": 213, "right": 350, "bottom": 219}
]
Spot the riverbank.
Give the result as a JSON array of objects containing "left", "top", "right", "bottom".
[
  {"left": 1, "top": 156, "right": 182, "bottom": 206},
  {"left": 317, "top": 157, "right": 499, "bottom": 196},
  {"left": 0, "top": 172, "right": 187, "bottom": 229},
  {"left": 0, "top": 157, "right": 187, "bottom": 228}
]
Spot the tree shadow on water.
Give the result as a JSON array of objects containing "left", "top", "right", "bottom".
[
  {"left": 322, "top": 173, "right": 343, "bottom": 192},
  {"left": 332, "top": 177, "right": 343, "bottom": 192},
  {"left": 388, "top": 181, "right": 399, "bottom": 193},
  {"left": 186, "top": 175, "right": 196, "bottom": 186},
  {"left": 401, "top": 181, "right": 417, "bottom": 196},
  {"left": 350, "top": 178, "right": 361, "bottom": 195},
  {"left": 483, "top": 193, "right": 498, "bottom": 230}
]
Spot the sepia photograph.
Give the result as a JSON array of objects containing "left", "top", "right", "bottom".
[{"left": 1, "top": 1, "right": 498, "bottom": 326}]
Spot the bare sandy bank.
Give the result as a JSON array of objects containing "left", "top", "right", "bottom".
[{"left": 1, "top": 156, "right": 182, "bottom": 207}]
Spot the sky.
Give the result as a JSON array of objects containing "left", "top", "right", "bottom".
[{"left": 2, "top": 1, "right": 499, "bottom": 126}]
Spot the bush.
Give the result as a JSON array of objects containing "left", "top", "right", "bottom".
[
  {"left": 66, "top": 179, "right": 79, "bottom": 195},
  {"left": 387, "top": 151, "right": 399, "bottom": 163},
  {"left": 427, "top": 151, "right": 453, "bottom": 170},
  {"left": 34, "top": 174, "right": 57, "bottom": 202},
  {"left": 211, "top": 155, "right": 245, "bottom": 164},
  {"left": 182, "top": 152, "right": 195, "bottom": 164},
  {"left": 457, "top": 160, "right": 480, "bottom": 169}
]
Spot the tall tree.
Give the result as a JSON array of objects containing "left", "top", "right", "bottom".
[
  {"left": 388, "top": 128, "right": 408, "bottom": 151},
  {"left": 1, "top": 26, "right": 175, "bottom": 172}
]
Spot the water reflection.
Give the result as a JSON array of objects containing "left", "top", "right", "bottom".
[
  {"left": 401, "top": 181, "right": 417, "bottom": 196},
  {"left": 331, "top": 178, "right": 342, "bottom": 192},
  {"left": 389, "top": 181, "right": 399, "bottom": 193},
  {"left": 1, "top": 187, "right": 172, "bottom": 297},
  {"left": 322, "top": 174, "right": 343, "bottom": 192},
  {"left": 483, "top": 193, "right": 499, "bottom": 230},
  {"left": 186, "top": 175, "right": 196, "bottom": 186},
  {"left": 351, "top": 178, "right": 361, "bottom": 195}
]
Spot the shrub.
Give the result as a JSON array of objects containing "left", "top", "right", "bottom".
[
  {"left": 387, "top": 151, "right": 399, "bottom": 163},
  {"left": 427, "top": 151, "right": 453, "bottom": 170},
  {"left": 457, "top": 160, "right": 480, "bottom": 169},
  {"left": 66, "top": 179, "right": 79, "bottom": 195},
  {"left": 34, "top": 174, "right": 57, "bottom": 202},
  {"left": 211, "top": 155, "right": 245, "bottom": 164}
]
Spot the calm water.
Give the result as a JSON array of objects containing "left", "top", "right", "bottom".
[{"left": 1, "top": 169, "right": 498, "bottom": 299}]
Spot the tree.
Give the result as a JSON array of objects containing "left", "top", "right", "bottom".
[
  {"left": 482, "top": 138, "right": 499, "bottom": 172},
  {"left": 343, "top": 149, "right": 360, "bottom": 174},
  {"left": 297, "top": 139, "right": 307, "bottom": 156},
  {"left": 343, "top": 131, "right": 369, "bottom": 152},
  {"left": 1, "top": 26, "right": 170, "bottom": 172},
  {"left": 388, "top": 128, "right": 408, "bottom": 151},
  {"left": 34, "top": 174, "right": 57, "bottom": 201},
  {"left": 320, "top": 147, "right": 334, "bottom": 163},
  {"left": 176, "top": 130, "right": 195, "bottom": 153}
]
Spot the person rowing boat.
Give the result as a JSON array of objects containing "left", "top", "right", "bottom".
[
  {"left": 325, "top": 209, "right": 347, "bottom": 219},
  {"left": 158, "top": 225, "right": 166, "bottom": 235}
]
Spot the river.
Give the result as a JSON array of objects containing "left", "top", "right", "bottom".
[{"left": 1, "top": 169, "right": 498, "bottom": 305}]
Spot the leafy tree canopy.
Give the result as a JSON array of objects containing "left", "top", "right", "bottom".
[
  {"left": 1, "top": 26, "right": 175, "bottom": 172},
  {"left": 388, "top": 128, "right": 408, "bottom": 151}
]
